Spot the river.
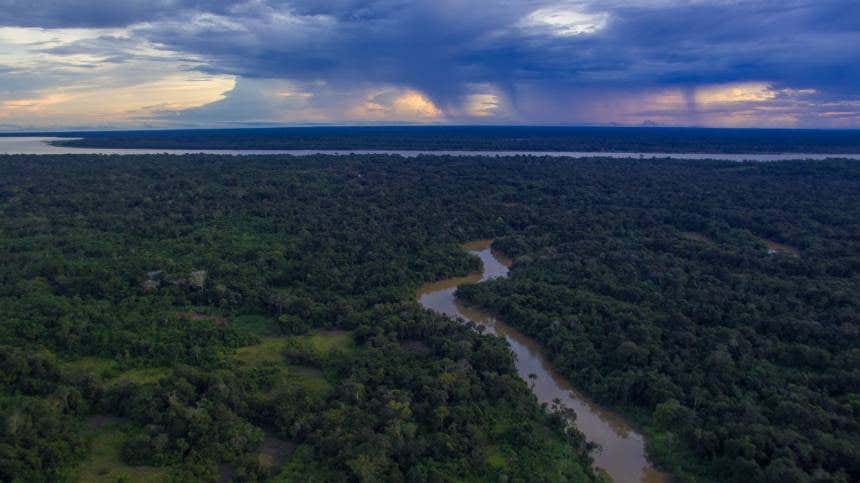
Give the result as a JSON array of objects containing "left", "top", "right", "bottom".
[
  {"left": 2, "top": 137, "right": 860, "bottom": 161},
  {"left": 417, "top": 240, "right": 667, "bottom": 483}
]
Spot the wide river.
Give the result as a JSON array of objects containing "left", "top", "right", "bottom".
[
  {"left": 2, "top": 136, "right": 860, "bottom": 161},
  {"left": 417, "top": 240, "right": 667, "bottom": 483}
]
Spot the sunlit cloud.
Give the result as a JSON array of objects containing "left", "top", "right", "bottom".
[
  {"left": 0, "top": 23, "right": 236, "bottom": 128},
  {"left": 278, "top": 88, "right": 314, "bottom": 100},
  {"left": 87, "top": 73, "right": 235, "bottom": 113},
  {"left": 392, "top": 91, "right": 443, "bottom": 118},
  {"left": 352, "top": 88, "right": 442, "bottom": 122},
  {"left": 521, "top": 5, "right": 609, "bottom": 36},
  {"left": 0, "top": 26, "right": 125, "bottom": 47},
  {"left": 0, "top": 73, "right": 234, "bottom": 126},
  {"left": 1, "top": 93, "right": 74, "bottom": 113},
  {"left": 465, "top": 94, "right": 502, "bottom": 117},
  {"left": 695, "top": 82, "right": 777, "bottom": 105}
]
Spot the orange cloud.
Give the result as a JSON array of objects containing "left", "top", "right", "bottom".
[
  {"left": 695, "top": 82, "right": 777, "bottom": 105},
  {"left": 352, "top": 88, "right": 442, "bottom": 121},
  {"left": 391, "top": 90, "right": 442, "bottom": 118},
  {"left": 2, "top": 93, "right": 74, "bottom": 113},
  {"left": 0, "top": 74, "right": 235, "bottom": 124}
]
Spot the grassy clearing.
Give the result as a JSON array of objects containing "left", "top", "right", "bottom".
[
  {"left": 63, "top": 357, "right": 119, "bottom": 378},
  {"left": 113, "top": 367, "right": 170, "bottom": 385},
  {"left": 234, "top": 337, "right": 291, "bottom": 366},
  {"left": 298, "top": 331, "right": 355, "bottom": 355},
  {"left": 63, "top": 357, "right": 169, "bottom": 386},
  {"left": 484, "top": 445, "right": 505, "bottom": 469},
  {"left": 76, "top": 420, "right": 169, "bottom": 482},
  {"left": 233, "top": 331, "right": 354, "bottom": 399},
  {"left": 234, "top": 330, "right": 355, "bottom": 367}
]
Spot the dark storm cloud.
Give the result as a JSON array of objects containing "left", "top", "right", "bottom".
[
  {"left": 1, "top": 0, "right": 859, "bottom": 125},
  {"left": 4, "top": 1, "right": 858, "bottom": 92},
  {"left": 0, "top": 0, "right": 171, "bottom": 28},
  {"left": 600, "top": 1, "right": 860, "bottom": 93},
  {"left": 122, "top": 0, "right": 860, "bottom": 108},
  {"left": 0, "top": 0, "right": 240, "bottom": 28}
]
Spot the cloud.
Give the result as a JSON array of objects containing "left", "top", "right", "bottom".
[
  {"left": 520, "top": 5, "right": 610, "bottom": 37},
  {"left": 0, "top": 73, "right": 234, "bottom": 127},
  {"left": 0, "top": 0, "right": 858, "bottom": 128},
  {"left": 353, "top": 89, "right": 442, "bottom": 121},
  {"left": 0, "top": 1, "right": 235, "bottom": 28},
  {"left": 1, "top": 92, "right": 74, "bottom": 112},
  {"left": 0, "top": 25, "right": 234, "bottom": 128},
  {"left": 465, "top": 94, "right": 502, "bottom": 117},
  {"left": 696, "top": 83, "right": 778, "bottom": 105}
]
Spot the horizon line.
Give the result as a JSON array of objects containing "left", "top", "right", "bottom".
[{"left": 2, "top": 124, "right": 860, "bottom": 136}]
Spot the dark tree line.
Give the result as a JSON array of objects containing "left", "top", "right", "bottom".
[{"left": 43, "top": 126, "right": 860, "bottom": 153}]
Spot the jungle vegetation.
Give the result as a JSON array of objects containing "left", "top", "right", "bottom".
[
  {"left": 0, "top": 154, "right": 598, "bottom": 482},
  {"left": 0, "top": 153, "right": 857, "bottom": 482}
]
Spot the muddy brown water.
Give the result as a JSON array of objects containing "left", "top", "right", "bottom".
[{"left": 417, "top": 240, "right": 667, "bottom": 483}]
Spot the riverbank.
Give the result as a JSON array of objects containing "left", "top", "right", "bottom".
[{"left": 417, "top": 240, "right": 667, "bottom": 483}]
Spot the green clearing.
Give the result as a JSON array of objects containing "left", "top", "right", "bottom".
[
  {"left": 112, "top": 367, "right": 171, "bottom": 385},
  {"left": 233, "top": 330, "right": 355, "bottom": 367},
  {"left": 233, "top": 337, "right": 291, "bottom": 366},
  {"left": 298, "top": 330, "right": 355, "bottom": 355},
  {"left": 232, "top": 330, "right": 354, "bottom": 397},
  {"left": 63, "top": 357, "right": 119, "bottom": 378},
  {"left": 64, "top": 357, "right": 170, "bottom": 386},
  {"left": 484, "top": 445, "right": 505, "bottom": 469},
  {"left": 76, "top": 420, "right": 169, "bottom": 482}
]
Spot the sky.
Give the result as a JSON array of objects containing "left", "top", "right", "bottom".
[{"left": 0, "top": 0, "right": 858, "bottom": 130}]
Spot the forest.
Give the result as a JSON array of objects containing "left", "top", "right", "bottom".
[
  {"left": 21, "top": 126, "right": 860, "bottom": 153},
  {"left": 0, "top": 153, "right": 858, "bottom": 482},
  {"left": 0, "top": 154, "right": 598, "bottom": 482}
]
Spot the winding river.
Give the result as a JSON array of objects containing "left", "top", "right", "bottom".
[{"left": 417, "top": 240, "right": 667, "bottom": 483}]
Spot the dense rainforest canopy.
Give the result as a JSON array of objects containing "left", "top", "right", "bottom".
[
  {"left": 0, "top": 154, "right": 599, "bottom": 482},
  {"left": 0, "top": 153, "right": 857, "bottom": 482}
]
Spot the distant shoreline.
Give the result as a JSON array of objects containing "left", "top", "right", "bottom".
[
  {"left": 1, "top": 125, "right": 859, "bottom": 155},
  {"left": 1, "top": 137, "right": 860, "bottom": 161}
]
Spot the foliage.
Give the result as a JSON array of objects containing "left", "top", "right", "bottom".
[
  {"left": 0, "top": 153, "right": 602, "bottom": 481},
  {"left": 2, "top": 153, "right": 857, "bottom": 481},
  {"left": 457, "top": 158, "right": 860, "bottom": 481}
]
